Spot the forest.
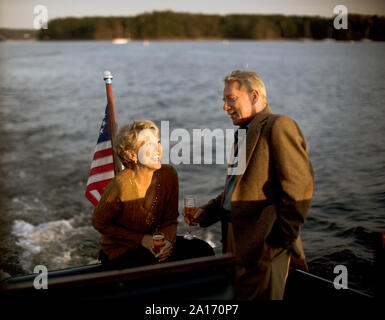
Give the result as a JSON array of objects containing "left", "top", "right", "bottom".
[{"left": 2, "top": 11, "right": 384, "bottom": 41}]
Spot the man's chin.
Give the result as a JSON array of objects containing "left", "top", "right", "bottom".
[
  {"left": 232, "top": 118, "right": 243, "bottom": 126},
  {"left": 231, "top": 117, "right": 250, "bottom": 127}
]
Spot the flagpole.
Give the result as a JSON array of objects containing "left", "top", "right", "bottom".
[{"left": 103, "top": 70, "right": 122, "bottom": 175}]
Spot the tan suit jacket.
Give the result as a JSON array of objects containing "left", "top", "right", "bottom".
[{"left": 200, "top": 106, "right": 314, "bottom": 271}]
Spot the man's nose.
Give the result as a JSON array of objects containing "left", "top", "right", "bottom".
[{"left": 223, "top": 101, "right": 230, "bottom": 111}]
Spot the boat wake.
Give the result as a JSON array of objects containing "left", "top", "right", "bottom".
[{"left": 11, "top": 215, "right": 99, "bottom": 273}]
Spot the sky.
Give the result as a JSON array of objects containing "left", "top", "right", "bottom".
[{"left": 1, "top": 0, "right": 384, "bottom": 29}]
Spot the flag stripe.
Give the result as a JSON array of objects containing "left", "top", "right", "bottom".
[
  {"left": 86, "top": 180, "right": 111, "bottom": 192},
  {"left": 91, "top": 155, "right": 113, "bottom": 169},
  {"left": 93, "top": 148, "right": 113, "bottom": 160},
  {"left": 89, "top": 163, "right": 115, "bottom": 176},
  {"left": 89, "top": 189, "right": 101, "bottom": 202},
  {"left": 95, "top": 140, "right": 112, "bottom": 152},
  {"left": 85, "top": 192, "right": 99, "bottom": 206},
  {"left": 86, "top": 170, "right": 115, "bottom": 185}
]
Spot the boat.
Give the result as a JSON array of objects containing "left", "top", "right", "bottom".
[
  {"left": 112, "top": 38, "right": 130, "bottom": 44},
  {"left": 0, "top": 252, "right": 374, "bottom": 305},
  {"left": 0, "top": 254, "right": 236, "bottom": 304}
]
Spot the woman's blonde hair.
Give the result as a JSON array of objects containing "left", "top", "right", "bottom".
[
  {"left": 114, "top": 120, "right": 159, "bottom": 169},
  {"left": 224, "top": 70, "right": 268, "bottom": 107}
]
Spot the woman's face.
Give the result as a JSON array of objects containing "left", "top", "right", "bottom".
[{"left": 137, "top": 129, "right": 162, "bottom": 170}]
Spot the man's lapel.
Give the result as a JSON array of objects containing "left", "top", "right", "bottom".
[{"left": 232, "top": 106, "right": 273, "bottom": 194}]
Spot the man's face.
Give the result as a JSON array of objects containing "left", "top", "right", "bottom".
[{"left": 223, "top": 81, "right": 256, "bottom": 126}]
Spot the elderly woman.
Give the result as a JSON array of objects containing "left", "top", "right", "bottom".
[
  {"left": 92, "top": 120, "right": 178, "bottom": 268},
  {"left": 92, "top": 120, "right": 213, "bottom": 269}
]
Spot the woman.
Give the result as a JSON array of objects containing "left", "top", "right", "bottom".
[
  {"left": 92, "top": 120, "right": 177, "bottom": 268},
  {"left": 92, "top": 120, "right": 213, "bottom": 269}
]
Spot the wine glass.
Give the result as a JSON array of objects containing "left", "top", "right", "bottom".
[{"left": 183, "top": 195, "right": 197, "bottom": 240}]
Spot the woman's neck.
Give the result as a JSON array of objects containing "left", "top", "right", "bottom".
[{"left": 132, "top": 166, "right": 155, "bottom": 197}]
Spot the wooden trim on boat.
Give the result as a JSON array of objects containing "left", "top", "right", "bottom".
[{"left": 1, "top": 253, "right": 238, "bottom": 292}]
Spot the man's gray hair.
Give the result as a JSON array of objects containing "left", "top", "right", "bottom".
[{"left": 224, "top": 70, "right": 268, "bottom": 107}]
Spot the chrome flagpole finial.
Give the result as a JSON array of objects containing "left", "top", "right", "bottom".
[{"left": 103, "top": 70, "right": 113, "bottom": 84}]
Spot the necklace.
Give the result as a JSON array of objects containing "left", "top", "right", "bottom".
[
  {"left": 128, "top": 170, "right": 160, "bottom": 226},
  {"left": 128, "top": 173, "right": 139, "bottom": 196}
]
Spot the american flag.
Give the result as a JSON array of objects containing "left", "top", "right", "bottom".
[{"left": 85, "top": 106, "right": 116, "bottom": 206}]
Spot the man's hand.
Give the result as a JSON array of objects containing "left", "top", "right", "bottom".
[
  {"left": 290, "top": 255, "right": 309, "bottom": 271},
  {"left": 183, "top": 207, "right": 205, "bottom": 226}
]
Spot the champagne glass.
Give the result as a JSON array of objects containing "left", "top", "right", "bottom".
[
  {"left": 153, "top": 231, "right": 165, "bottom": 253},
  {"left": 183, "top": 195, "right": 197, "bottom": 240}
]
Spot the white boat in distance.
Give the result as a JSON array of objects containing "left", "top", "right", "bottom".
[{"left": 112, "top": 38, "right": 130, "bottom": 44}]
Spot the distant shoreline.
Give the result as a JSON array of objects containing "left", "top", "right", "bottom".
[
  {"left": 2, "top": 11, "right": 385, "bottom": 42},
  {"left": 1, "top": 38, "right": 381, "bottom": 43}
]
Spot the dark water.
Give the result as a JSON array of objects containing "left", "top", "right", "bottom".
[{"left": 0, "top": 40, "right": 384, "bottom": 295}]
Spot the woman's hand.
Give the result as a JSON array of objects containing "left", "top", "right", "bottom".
[
  {"left": 141, "top": 234, "right": 156, "bottom": 255},
  {"left": 141, "top": 235, "right": 173, "bottom": 262},
  {"left": 155, "top": 240, "right": 173, "bottom": 262}
]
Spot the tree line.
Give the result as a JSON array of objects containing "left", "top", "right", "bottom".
[
  {"left": 2, "top": 11, "right": 384, "bottom": 41},
  {"left": 0, "top": 28, "right": 38, "bottom": 41}
]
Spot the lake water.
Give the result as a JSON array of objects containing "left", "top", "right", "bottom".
[{"left": 0, "top": 40, "right": 384, "bottom": 295}]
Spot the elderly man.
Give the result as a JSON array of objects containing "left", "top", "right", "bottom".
[{"left": 186, "top": 70, "right": 314, "bottom": 300}]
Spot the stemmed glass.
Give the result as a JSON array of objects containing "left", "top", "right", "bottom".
[{"left": 183, "top": 195, "right": 197, "bottom": 240}]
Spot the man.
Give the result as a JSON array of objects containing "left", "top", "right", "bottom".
[{"left": 185, "top": 70, "right": 314, "bottom": 300}]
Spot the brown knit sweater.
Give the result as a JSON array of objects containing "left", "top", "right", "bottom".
[{"left": 92, "top": 164, "right": 179, "bottom": 260}]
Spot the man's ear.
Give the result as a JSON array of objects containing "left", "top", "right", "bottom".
[
  {"left": 125, "top": 150, "right": 138, "bottom": 163},
  {"left": 251, "top": 89, "right": 259, "bottom": 105}
]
